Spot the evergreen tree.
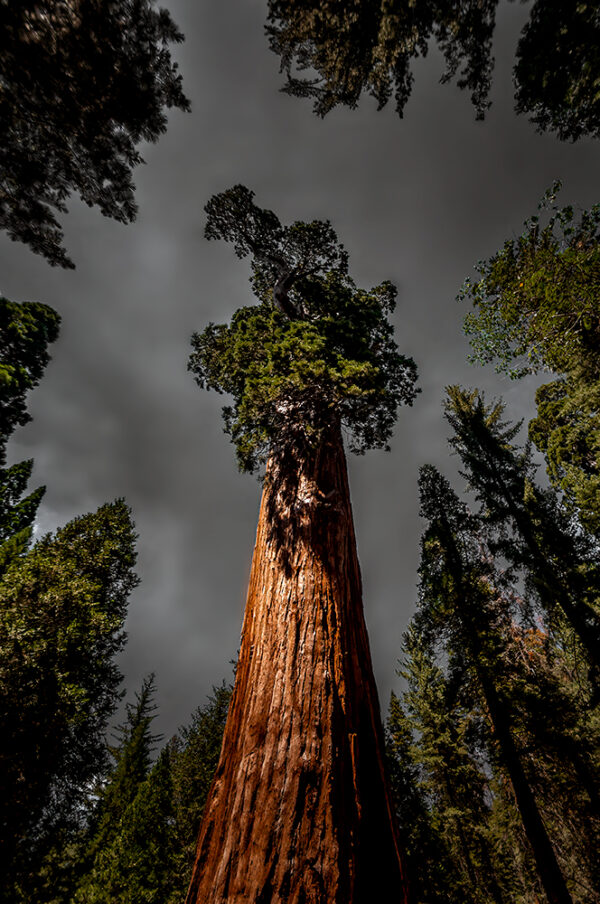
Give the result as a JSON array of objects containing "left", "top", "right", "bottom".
[
  {"left": 0, "top": 295, "right": 61, "bottom": 448},
  {"left": 0, "top": 500, "right": 139, "bottom": 900},
  {"left": 72, "top": 679, "right": 232, "bottom": 904},
  {"left": 266, "top": 1, "right": 600, "bottom": 138},
  {"left": 191, "top": 184, "right": 418, "bottom": 473},
  {"left": 0, "top": 0, "right": 190, "bottom": 267},
  {"left": 74, "top": 675, "right": 174, "bottom": 904},
  {"left": 185, "top": 186, "right": 417, "bottom": 903},
  {"left": 388, "top": 641, "right": 503, "bottom": 904},
  {"left": 460, "top": 187, "right": 600, "bottom": 533},
  {"left": 443, "top": 385, "right": 600, "bottom": 680},
  {"left": 168, "top": 682, "right": 232, "bottom": 902},
  {"left": 416, "top": 462, "right": 575, "bottom": 904},
  {"left": 267, "top": 0, "right": 496, "bottom": 119},
  {"left": 82, "top": 674, "right": 161, "bottom": 863},
  {"left": 0, "top": 295, "right": 60, "bottom": 571},
  {"left": 514, "top": 0, "right": 600, "bottom": 141},
  {"left": 106, "top": 749, "right": 175, "bottom": 904}
]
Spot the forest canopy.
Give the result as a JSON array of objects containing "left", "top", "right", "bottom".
[
  {"left": 0, "top": 0, "right": 189, "bottom": 267},
  {"left": 266, "top": 0, "right": 600, "bottom": 139}
]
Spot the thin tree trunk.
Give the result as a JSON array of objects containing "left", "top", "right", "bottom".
[
  {"left": 185, "top": 426, "right": 408, "bottom": 904},
  {"left": 478, "top": 670, "right": 574, "bottom": 904}
]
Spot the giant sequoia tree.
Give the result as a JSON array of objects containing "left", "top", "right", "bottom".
[{"left": 185, "top": 185, "right": 418, "bottom": 903}]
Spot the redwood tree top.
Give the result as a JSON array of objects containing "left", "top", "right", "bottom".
[{"left": 189, "top": 185, "right": 419, "bottom": 472}]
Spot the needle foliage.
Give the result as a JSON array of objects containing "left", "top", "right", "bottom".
[{"left": 189, "top": 185, "right": 419, "bottom": 473}]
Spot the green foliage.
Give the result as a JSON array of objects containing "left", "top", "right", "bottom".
[
  {"left": 414, "top": 459, "right": 586, "bottom": 902},
  {"left": 398, "top": 387, "right": 600, "bottom": 901},
  {"left": 267, "top": 2, "right": 600, "bottom": 139},
  {"left": 443, "top": 385, "right": 600, "bottom": 677},
  {"left": 461, "top": 185, "right": 600, "bottom": 377},
  {"left": 0, "top": 295, "right": 61, "bottom": 456},
  {"left": 0, "top": 0, "right": 190, "bottom": 267},
  {"left": 98, "top": 749, "right": 175, "bottom": 904},
  {"left": 387, "top": 647, "right": 500, "bottom": 904},
  {"left": 190, "top": 185, "right": 418, "bottom": 472},
  {"left": 0, "top": 459, "right": 45, "bottom": 575},
  {"left": 73, "top": 675, "right": 175, "bottom": 904},
  {"left": 82, "top": 675, "right": 161, "bottom": 865},
  {"left": 168, "top": 682, "right": 232, "bottom": 902},
  {"left": 72, "top": 679, "right": 231, "bottom": 904},
  {"left": 460, "top": 187, "right": 600, "bottom": 532},
  {"left": 530, "top": 371, "right": 600, "bottom": 536},
  {"left": 0, "top": 295, "right": 60, "bottom": 572},
  {"left": 0, "top": 500, "right": 139, "bottom": 896}
]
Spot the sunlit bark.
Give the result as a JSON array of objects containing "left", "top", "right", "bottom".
[{"left": 185, "top": 425, "right": 408, "bottom": 903}]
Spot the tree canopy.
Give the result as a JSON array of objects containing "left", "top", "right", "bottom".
[
  {"left": 0, "top": 296, "right": 60, "bottom": 572},
  {"left": 0, "top": 295, "right": 60, "bottom": 454},
  {"left": 266, "top": 0, "right": 600, "bottom": 139},
  {"left": 0, "top": 0, "right": 190, "bottom": 268},
  {"left": 460, "top": 186, "right": 600, "bottom": 533},
  {"left": 0, "top": 500, "right": 139, "bottom": 895},
  {"left": 461, "top": 184, "right": 600, "bottom": 378},
  {"left": 189, "top": 185, "right": 419, "bottom": 472}
]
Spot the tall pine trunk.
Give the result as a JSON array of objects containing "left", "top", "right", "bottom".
[{"left": 185, "top": 425, "right": 408, "bottom": 903}]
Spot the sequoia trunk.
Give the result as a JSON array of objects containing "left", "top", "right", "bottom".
[{"left": 185, "top": 426, "right": 408, "bottom": 903}]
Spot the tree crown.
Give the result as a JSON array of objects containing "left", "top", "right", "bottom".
[
  {"left": 190, "top": 185, "right": 418, "bottom": 473},
  {"left": 0, "top": 0, "right": 190, "bottom": 267},
  {"left": 266, "top": 1, "right": 600, "bottom": 140},
  {"left": 460, "top": 183, "right": 600, "bottom": 378}
]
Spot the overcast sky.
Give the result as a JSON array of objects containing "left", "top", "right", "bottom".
[{"left": 1, "top": 0, "right": 598, "bottom": 739}]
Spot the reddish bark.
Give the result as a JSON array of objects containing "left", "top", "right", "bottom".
[{"left": 185, "top": 426, "right": 408, "bottom": 904}]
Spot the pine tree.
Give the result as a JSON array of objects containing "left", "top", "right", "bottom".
[
  {"left": 460, "top": 188, "right": 600, "bottom": 533},
  {"left": 184, "top": 185, "right": 418, "bottom": 903},
  {"left": 74, "top": 675, "right": 174, "bottom": 904},
  {"left": 416, "top": 462, "right": 575, "bottom": 904},
  {"left": 0, "top": 295, "right": 60, "bottom": 572},
  {"left": 0, "top": 500, "right": 139, "bottom": 900},
  {"left": 443, "top": 386, "right": 600, "bottom": 681}
]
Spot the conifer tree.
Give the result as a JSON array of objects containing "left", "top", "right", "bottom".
[
  {"left": 266, "top": 1, "right": 600, "bottom": 138},
  {"left": 168, "top": 682, "right": 232, "bottom": 901},
  {"left": 388, "top": 637, "right": 506, "bottom": 904},
  {"left": 0, "top": 293, "right": 144, "bottom": 901},
  {"left": 105, "top": 748, "right": 175, "bottom": 904},
  {"left": 185, "top": 185, "right": 418, "bottom": 903},
  {"left": 416, "top": 462, "right": 575, "bottom": 904},
  {"left": 0, "top": 295, "right": 60, "bottom": 571},
  {"left": 74, "top": 675, "right": 174, "bottom": 904},
  {"left": 460, "top": 188, "right": 600, "bottom": 534},
  {"left": 0, "top": 500, "right": 139, "bottom": 900},
  {"left": 0, "top": 0, "right": 190, "bottom": 267},
  {"left": 81, "top": 674, "right": 160, "bottom": 864},
  {"left": 443, "top": 386, "right": 600, "bottom": 680}
]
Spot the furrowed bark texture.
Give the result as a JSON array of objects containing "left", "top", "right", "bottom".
[{"left": 185, "top": 427, "right": 408, "bottom": 903}]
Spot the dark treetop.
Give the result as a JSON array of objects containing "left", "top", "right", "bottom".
[
  {"left": 0, "top": 0, "right": 190, "bottom": 268},
  {"left": 189, "top": 185, "right": 419, "bottom": 473},
  {"left": 266, "top": 0, "right": 600, "bottom": 139}
]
